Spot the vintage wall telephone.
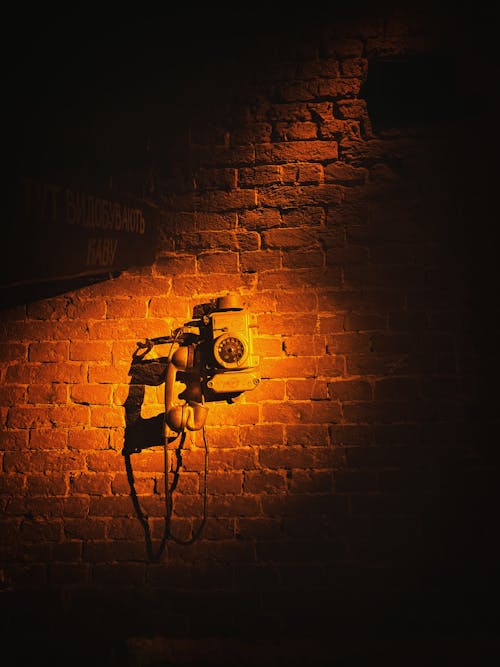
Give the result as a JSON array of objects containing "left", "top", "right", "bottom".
[
  {"left": 138, "top": 293, "right": 260, "bottom": 434},
  {"left": 129, "top": 294, "right": 259, "bottom": 554}
]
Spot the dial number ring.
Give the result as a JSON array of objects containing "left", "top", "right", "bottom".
[{"left": 213, "top": 333, "right": 248, "bottom": 369}]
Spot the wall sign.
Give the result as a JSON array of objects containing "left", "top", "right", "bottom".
[{"left": 3, "top": 176, "right": 159, "bottom": 289}]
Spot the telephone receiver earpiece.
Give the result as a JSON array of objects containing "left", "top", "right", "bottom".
[{"left": 165, "top": 344, "right": 208, "bottom": 433}]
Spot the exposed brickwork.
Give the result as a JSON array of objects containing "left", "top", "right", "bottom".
[{"left": 1, "top": 5, "right": 499, "bottom": 661}]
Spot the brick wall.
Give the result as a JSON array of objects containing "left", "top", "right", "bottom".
[{"left": 1, "top": 6, "right": 498, "bottom": 663}]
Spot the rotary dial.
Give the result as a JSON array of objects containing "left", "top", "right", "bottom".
[{"left": 214, "top": 334, "right": 248, "bottom": 368}]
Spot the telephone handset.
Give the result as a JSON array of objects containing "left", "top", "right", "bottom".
[
  {"left": 140, "top": 294, "right": 260, "bottom": 434},
  {"left": 164, "top": 344, "right": 208, "bottom": 432}
]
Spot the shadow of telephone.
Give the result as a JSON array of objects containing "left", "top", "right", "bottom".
[{"left": 138, "top": 294, "right": 260, "bottom": 434}]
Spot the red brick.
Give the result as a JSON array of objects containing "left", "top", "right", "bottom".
[
  {"left": 318, "top": 78, "right": 361, "bottom": 97},
  {"left": 70, "top": 472, "right": 112, "bottom": 494},
  {"left": 0, "top": 343, "right": 27, "bottom": 361},
  {"left": 252, "top": 337, "right": 282, "bottom": 357},
  {"left": 248, "top": 379, "right": 286, "bottom": 402},
  {"left": 9, "top": 320, "right": 88, "bottom": 341},
  {"left": 5, "top": 451, "right": 85, "bottom": 473},
  {"left": 0, "top": 430, "right": 28, "bottom": 449},
  {"left": 336, "top": 99, "right": 369, "bottom": 119},
  {"left": 236, "top": 231, "right": 261, "bottom": 251},
  {"left": 266, "top": 102, "right": 312, "bottom": 121},
  {"left": 197, "top": 251, "right": 239, "bottom": 274},
  {"left": 255, "top": 141, "right": 338, "bottom": 164},
  {"left": 209, "top": 472, "right": 243, "bottom": 494},
  {"left": 108, "top": 519, "right": 147, "bottom": 541},
  {"left": 244, "top": 471, "right": 286, "bottom": 493},
  {"left": 346, "top": 354, "right": 413, "bottom": 376},
  {"left": 231, "top": 123, "right": 272, "bottom": 145},
  {"left": 26, "top": 384, "right": 68, "bottom": 404},
  {"left": 172, "top": 273, "right": 255, "bottom": 298},
  {"left": 27, "top": 474, "right": 67, "bottom": 495},
  {"left": 90, "top": 407, "right": 125, "bottom": 427},
  {"left": 195, "top": 211, "right": 237, "bottom": 230},
  {"left": 308, "top": 352, "right": 343, "bottom": 378},
  {"left": 278, "top": 80, "right": 318, "bottom": 102},
  {"left": 7, "top": 407, "right": 53, "bottom": 428},
  {"left": 283, "top": 335, "right": 325, "bottom": 356},
  {"left": 0, "top": 385, "right": 26, "bottom": 405},
  {"left": 287, "top": 379, "right": 328, "bottom": 400},
  {"left": 81, "top": 274, "right": 171, "bottom": 298},
  {"left": 205, "top": 403, "right": 259, "bottom": 427},
  {"left": 68, "top": 429, "right": 109, "bottom": 450},
  {"left": 148, "top": 297, "right": 191, "bottom": 319},
  {"left": 259, "top": 446, "right": 315, "bottom": 469},
  {"left": 66, "top": 298, "right": 106, "bottom": 319},
  {"left": 29, "top": 342, "right": 68, "bottom": 362},
  {"left": 281, "top": 163, "right": 323, "bottom": 184},
  {"left": 328, "top": 380, "right": 372, "bottom": 401},
  {"left": 285, "top": 250, "right": 325, "bottom": 269},
  {"left": 31, "top": 362, "right": 86, "bottom": 384},
  {"left": 209, "top": 448, "right": 257, "bottom": 470},
  {"left": 240, "top": 424, "right": 284, "bottom": 446},
  {"left": 341, "top": 57, "right": 369, "bottom": 78},
  {"left": 195, "top": 189, "right": 257, "bottom": 212},
  {"left": 289, "top": 470, "right": 332, "bottom": 493},
  {"left": 277, "top": 293, "right": 318, "bottom": 313},
  {"left": 260, "top": 357, "right": 317, "bottom": 379},
  {"left": 154, "top": 255, "right": 196, "bottom": 275},
  {"left": 238, "top": 208, "right": 282, "bottom": 229},
  {"left": 4, "top": 363, "right": 30, "bottom": 384},
  {"left": 29, "top": 428, "right": 67, "bottom": 449},
  {"left": 195, "top": 167, "right": 236, "bottom": 189},
  {"left": 275, "top": 122, "right": 318, "bottom": 141},
  {"left": 258, "top": 313, "right": 318, "bottom": 336},
  {"left": 259, "top": 184, "right": 343, "bottom": 209},
  {"left": 239, "top": 166, "right": 281, "bottom": 187},
  {"left": 27, "top": 298, "right": 69, "bottom": 320},
  {"left": 241, "top": 250, "right": 281, "bottom": 273},
  {"left": 90, "top": 318, "right": 170, "bottom": 341},
  {"left": 317, "top": 227, "right": 346, "bottom": 249},
  {"left": 324, "top": 162, "right": 368, "bottom": 184},
  {"left": 286, "top": 424, "right": 329, "bottom": 446},
  {"left": 282, "top": 207, "right": 325, "bottom": 227},
  {"left": 329, "top": 424, "right": 373, "bottom": 446},
  {"left": 88, "top": 364, "right": 130, "bottom": 384},
  {"left": 71, "top": 384, "right": 113, "bottom": 405},
  {"left": 174, "top": 231, "right": 232, "bottom": 253},
  {"left": 327, "top": 333, "right": 372, "bottom": 353},
  {"left": 49, "top": 405, "right": 90, "bottom": 427},
  {"left": 126, "top": 449, "right": 164, "bottom": 472},
  {"left": 106, "top": 298, "right": 147, "bottom": 319},
  {"left": 319, "top": 315, "right": 345, "bottom": 334},
  {"left": 203, "top": 426, "right": 239, "bottom": 448},
  {"left": 70, "top": 341, "right": 111, "bottom": 361},
  {"left": 299, "top": 58, "right": 340, "bottom": 79},
  {"left": 310, "top": 402, "right": 342, "bottom": 423},
  {"left": 262, "top": 227, "right": 317, "bottom": 248},
  {"left": 262, "top": 402, "right": 313, "bottom": 424},
  {"left": 0, "top": 473, "right": 26, "bottom": 495}
]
